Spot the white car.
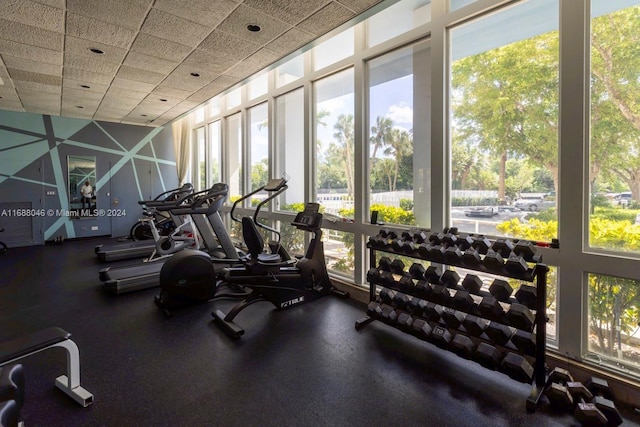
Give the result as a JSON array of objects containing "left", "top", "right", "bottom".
[{"left": 514, "top": 195, "right": 547, "bottom": 211}]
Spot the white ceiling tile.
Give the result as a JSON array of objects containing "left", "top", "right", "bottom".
[
  {"left": 66, "top": 0, "right": 152, "bottom": 30},
  {"left": 110, "top": 77, "right": 156, "bottom": 93},
  {"left": 63, "top": 68, "right": 114, "bottom": 85},
  {"left": 66, "top": 13, "right": 137, "bottom": 49},
  {"left": 266, "top": 27, "right": 315, "bottom": 55},
  {"left": 243, "top": 0, "right": 329, "bottom": 26},
  {"left": 197, "top": 30, "right": 261, "bottom": 60},
  {"left": 8, "top": 68, "right": 61, "bottom": 86},
  {"left": 64, "top": 52, "right": 121, "bottom": 75},
  {"left": 122, "top": 51, "right": 179, "bottom": 75},
  {"left": 116, "top": 65, "right": 166, "bottom": 85},
  {"left": 0, "top": 0, "right": 382, "bottom": 126},
  {"left": 0, "top": 19, "right": 63, "bottom": 51},
  {"left": 0, "top": 0, "right": 64, "bottom": 33},
  {"left": 64, "top": 36, "right": 129, "bottom": 64},
  {"left": 140, "top": 8, "right": 212, "bottom": 48},
  {"left": 217, "top": 4, "right": 291, "bottom": 45},
  {"left": 297, "top": 2, "right": 354, "bottom": 35},
  {"left": 0, "top": 39, "right": 62, "bottom": 65},
  {"left": 336, "top": 0, "right": 383, "bottom": 14},
  {"left": 130, "top": 33, "right": 193, "bottom": 62},
  {"left": 2, "top": 56, "right": 62, "bottom": 77},
  {"left": 153, "top": 0, "right": 238, "bottom": 28}
]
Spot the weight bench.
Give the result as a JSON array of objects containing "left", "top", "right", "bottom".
[{"left": 0, "top": 327, "right": 93, "bottom": 407}]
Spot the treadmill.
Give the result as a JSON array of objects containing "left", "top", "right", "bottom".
[
  {"left": 94, "top": 184, "right": 193, "bottom": 262},
  {"left": 100, "top": 183, "right": 240, "bottom": 295}
]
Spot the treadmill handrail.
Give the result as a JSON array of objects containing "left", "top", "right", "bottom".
[{"left": 157, "top": 183, "right": 228, "bottom": 213}]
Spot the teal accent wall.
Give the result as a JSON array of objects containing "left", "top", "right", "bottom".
[{"left": 0, "top": 110, "right": 178, "bottom": 246}]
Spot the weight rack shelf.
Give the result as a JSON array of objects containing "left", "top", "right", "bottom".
[{"left": 355, "top": 228, "right": 549, "bottom": 412}]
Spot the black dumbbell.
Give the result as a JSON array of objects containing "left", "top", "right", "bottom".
[
  {"left": 489, "top": 278, "right": 513, "bottom": 302},
  {"left": 471, "top": 236, "right": 491, "bottom": 254},
  {"left": 408, "top": 297, "right": 428, "bottom": 316},
  {"left": 428, "top": 232, "right": 443, "bottom": 245},
  {"left": 429, "top": 325, "right": 453, "bottom": 349},
  {"left": 441, "top": 233, "right": 458, "bottom": 248},
  {"left": 457, "top": 235, "right": 475, "bottom": 251},
  {"left": 440, "top": 270, "right": 460, "bottom": 289},
  {"left": 396, "top": 312, "right": 414, "bottom": 332},
  {"left": 414, "top": 279, "right": 433, "bottom": 300},
  {"left": 472, "top": 342, "right": 503, "bottom": 370},
  {"left": 461, "top": 274, "right": 483, "bottom": 294},
  {"left": 392, "top": 292, "right": 411, "bottom": 310},
  {"left": 379, "top": 288, "right": 394, "bottom": 304},
  {"left": 422, "top": 302, "right": 443, "bottom": 323},
  {"left": 461, "top": 248, "right": 482, "bottom": 268},
  {"left": 451, "top": 289, "right": 476, "bottom": 312},
  {"left": 390, "top": 259, "right": 406, "bottom": 275},
  {"left": 505, "top": 303, "right": 535, "bottom": 331},
  {"left": 379, "top": 256, "right": 393, "bottom": 271},
  {"left": 505, "top": 254, "right": 530, "bottom": 275},
  {"left": 513, "top": 240, "right": 541, "bottom": 263},
  {"left": 483, "top": 250, "right": 505, "bottom": 272},
  {"left": 462, "top": 314, "right": 488, "bottom": 337},
  {"left": 581, "top": 377, "right": 622, "bottom": 426},
  {"left": 491, "top": 238, "right": 515, "bottom": 258},
  {"left": 478, "top": 296, "right": 507, "bottom": 322},
  {"left": 500, "top": 352, "right": 534, "bottom": 383},
  {"left": 413, "top": 230, "right": 430, "bottom": 244},
  {"left": 543, "top": 367, "right": 577, "bottom": 411},
  {"left": 410, "top": 318, "right": 432, "bottom": 340},
  {"left": 417, "top": 242, "right": 431, "bottom": 258},
  {"left": 398, "top": 275, "right": 414, "bottom": 293},
  {"left": 0, "top": 364, "right": 25, "bottom": 408},
  {"left": 366, "top": 267, "right": 381, "bottom": 283},
  {"left": 441, "top": 307, "right": 465, "bottom": 329},
  {"left": 424, "top": 266, "right": 442, "bottom": 284},
  {"left": 443, "top": 246, "right": 463, "bottom": 264},
  {"left": 428, "top": 245, "right": 446, "bottom": 263},
  {"left": 508, "top": 329, "right": 536, "bottom": 356},
  {"left": 515, "top": 285, "right": 537, "bottom": 310},
  {"left": 484, "top": 321, "right": 514, "bottom": 346},
  {"left": 366, "top": 301, "right": 381, "bottom": 317},
  {"left": 430, "top": 283, "right": 451, "bottom": 305},
  {"left": 409, "top": 263, "right": 426, "bottom": 280},
  {"left": 451, "top": 334, "right": 475, "bottom": 359}
]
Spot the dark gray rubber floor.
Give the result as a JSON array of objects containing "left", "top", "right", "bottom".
[{"left": 0, "top": 238, "right": 638, "bottom": 426}]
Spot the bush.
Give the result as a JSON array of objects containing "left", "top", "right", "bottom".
[
  {"left": 400, "top": 198, "right": 414, "bottom": 211},
  {"left": 339, "top": 204, "right": 415, "bottom": 226}
]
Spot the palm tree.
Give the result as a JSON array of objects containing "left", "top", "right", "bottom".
[
  {"left": 333, "top": 114, "right": 355, "bottom": 196},
  {"left": 384, "top": 128, "right": 412, "bottom": 191},
  {"left": 369, "top": 116, "right": 393, "bottom": 172}
]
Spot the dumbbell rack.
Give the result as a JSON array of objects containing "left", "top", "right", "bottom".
[{"left": 355, "top": 229, "right": 549, "bottom": 412}]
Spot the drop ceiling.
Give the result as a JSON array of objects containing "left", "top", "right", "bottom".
[{"left": 0, "top": 0, "right": 384, "bottom": 127}]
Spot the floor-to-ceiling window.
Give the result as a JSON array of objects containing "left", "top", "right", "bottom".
[
  {"left": 366, "top": 40, "right": 431, "bottom": 228},
  {"left": 315, "top": 68, "right": 355, "bottom": 278},
  {"left": 248, "top": 103, "right": 269, "bottom": 192},
  {"left": 208, "top": 121, "right": 221, "bottom": 186},
  {"left": 449, "top": 0, "right": 559, "bottom": 241},
  {"left": 586, "top": 0, "right": 640, "bottom": 378},
  {"left": 275, "top": 88, "right": 305, "bottom": 212},
  {"left": 194, "top": 126, "right": 206, "bottom": 191}
]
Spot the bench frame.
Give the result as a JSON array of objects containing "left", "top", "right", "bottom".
[{"left": 0, "top": 331, "right": 93, "bottom": 407}]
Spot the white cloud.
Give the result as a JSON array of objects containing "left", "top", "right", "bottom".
[{"left": 387, "top": 102, "right": 413, "bottom": 125}]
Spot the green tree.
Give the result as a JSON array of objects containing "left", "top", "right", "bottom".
[
  {"left": 369, "top": 116, "right": 393, "bottom": 174},
  {"left": 591, "top": 6, "right": 640, "bottom": 200},
  {"left": 332, "top": 114, "right": 355, "bottom": 196},
  {"left": 452, "top": 32, "right": 559, "bottom": 201}
]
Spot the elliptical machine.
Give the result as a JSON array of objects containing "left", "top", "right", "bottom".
[{"left": 211, "top": 178, "right": 349, "bottom": 338}]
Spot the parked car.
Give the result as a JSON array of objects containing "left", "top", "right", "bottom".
[
  {"left": 464, "top": 206, "right": 498, "bottom": 217},
  {"left": 616, "top": 192, "right": 633, "bottom": 206},
  {"left": 514, "top": 194, "right": 553, "bottom": 211}
]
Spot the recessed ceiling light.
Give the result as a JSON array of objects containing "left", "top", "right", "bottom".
[
  {"left": 247, "top": 24, "right": 261, "bottom": 32},
  {"left": 159, "top": 98, "right": 167, "bottom": 102},
  {"left": 89, "top": 48, "right": 104, "bottom": 54},
  {"left": 80, "top": 84, "right": 91, "bottom": 89},
  {"left": 190, "top": 72, "right": 200, "bottom": 77},
  {"left": 141, "top": 114, "right": 147, "bottom": 117},
  {"left": 76, "top": 106, "right": 84, "bottom": 109}
]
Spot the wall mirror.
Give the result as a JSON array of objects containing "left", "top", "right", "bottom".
[{"left": 68, "top": 155, "right": 96, "bottom": 217}]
